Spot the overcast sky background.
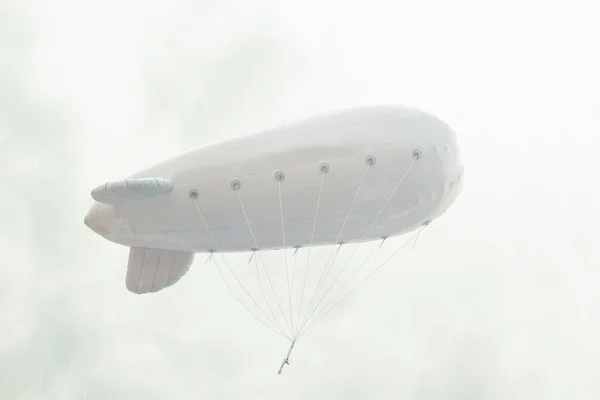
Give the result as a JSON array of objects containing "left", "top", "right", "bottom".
[{"left": 1, "top": 0, "right": 599, "bottom": 398}]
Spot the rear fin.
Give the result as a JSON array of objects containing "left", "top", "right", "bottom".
[
  {"left": 91, "top": 177, "right": 173, "bottom": 205},
  {"left": 126, "top": 247, "right": 194, "bottom": 294}
]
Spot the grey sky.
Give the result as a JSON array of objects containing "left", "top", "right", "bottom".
[{"left": 1, "top": 0, "right": 599, "bottom": 398}]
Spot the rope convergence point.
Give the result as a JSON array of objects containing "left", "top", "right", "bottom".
[{"left": 83, "top": 105, "right": 464, "bottom": 374}]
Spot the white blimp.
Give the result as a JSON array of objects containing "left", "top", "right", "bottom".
[{"left": 84, "top": 105, "right": 463, "bottom": 373}]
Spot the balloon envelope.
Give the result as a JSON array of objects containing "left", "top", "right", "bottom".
[{"left": 85, "top": 105, "right": 463, "bottom": 254}]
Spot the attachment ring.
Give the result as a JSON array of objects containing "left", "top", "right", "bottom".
[
  {"left": 274, "top": 171, "right": 285, "bottom": 182},
  {"left": 231, "top": 179, "right": 241, "bottom": 191},
  {"left": 319, "top": 162, "right": 330, "bottom": 173}
]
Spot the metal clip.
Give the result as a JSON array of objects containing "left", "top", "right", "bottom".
[
  {"left": 277, "top": 340, "right": 296, "bottom": 375},
  {"left": 380, "top": 236, "right": 387, "bottom": 248}
]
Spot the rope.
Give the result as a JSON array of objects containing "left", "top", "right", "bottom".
[
  {"left": 297, "top": 233, "right": 419, "bottom": 339},
  {"left": 278, "top": 179, "right": 294, "bottom": 334},
  {"left": 293, "top": 171, "right": 326, "bottom": 337},
  {"left": 251, "top": 248, "right": 285, "bottom": 337},
  {"left": 191, "top": 151, "right": 423, "bottom": 370},
  {"left": 298, "top": 157, "right": 416, "bottom": 333},
  {"left": 211, "top": 254, "right": 290, "bottom": 340},
  {"left": 289, "top": 245, "right": 300, "bottom": 335},
  {"left": 298, "top": 242, "right": 363, "bottom": 332},
  {"left": 297, "top": 162, "right": 373, "bottom": 335},
  {"left": 235, "top": 190, "right": 293, "bottom": 337},
  {"left": 192, "top": 199, "right": 292, "bottom": 341},
  {"left": 277, "top": 340, "right": 296, "bottom": 375}
]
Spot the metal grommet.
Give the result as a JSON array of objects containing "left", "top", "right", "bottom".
[
  {"left": 319, "top": 162, "right": 330, "bottom": 173},
  {"left": 274, "top": 171, "right": 285, "bottom": 182},
  {"left": 231, "top": 179, "right": 241, "bottom": 191},
  {"left": 412, "top": 149, "right": 422, "bottom": 160},
  {"left": 423, "top": 220, "right": 431, "bottom": 226},
  {"left": 189, "top": 189, "right": 198, "bottom": 199},
  {"left": 365, "top": 155, "right": 376, "bottom": 165}
]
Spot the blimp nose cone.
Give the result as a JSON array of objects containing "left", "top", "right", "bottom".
[{"left": 84, "top": 202, "right": 113, "bottom": 236}]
